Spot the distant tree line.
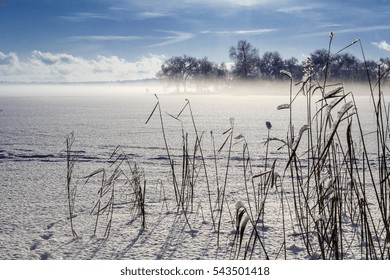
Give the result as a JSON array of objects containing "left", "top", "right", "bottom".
[
  {"left": 157, "top": 40, "right": 390, "bottom": 92},
  {"left": 156, "top": 55, "right": 228, "bottom": 92}
]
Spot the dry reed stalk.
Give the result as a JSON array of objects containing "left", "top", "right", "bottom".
[
  {"left": 216, "top": 118, "right": 234, "bottom": 253},
  {"left": 65, "top": 132, "right": 78, "bottom": 238}
]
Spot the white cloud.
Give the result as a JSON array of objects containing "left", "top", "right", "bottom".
[
  {"left": 0, "top": 51, "right": 165, "bottom": 82},
  {"left": 373, "top": 41, "right": 390, "bottom": 51},
  {"left": 0, "top": 51, "right": 19, "bottom": 66},
  {"left": 31, "top": 50, "right": 79, "bottom": 65}
]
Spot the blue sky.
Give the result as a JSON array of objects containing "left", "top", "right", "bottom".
[{"left": 1, "top": 0, "right": 390, "bottom": 82}]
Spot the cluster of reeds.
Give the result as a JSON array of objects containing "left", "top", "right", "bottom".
[
  {"left": 146, "top": 95, "right": 250, "bottom": 252},
  {"left": 65, "top": 142, "right": 146, "bottom": 239},
  {"left": 268, "top": 34, "right": 390, "bottom": 259},
  {"left": 144, "top": 34, "right": 390, "bottom": 260},
  {"left": 146, "top": 96, "right": 220, "bottom": 232},
  {"left": 84, "top": 146, "right": 146, "bottom": 238},
  {"left": 145, "top": 94, "right": 287, "bottom": 259}
]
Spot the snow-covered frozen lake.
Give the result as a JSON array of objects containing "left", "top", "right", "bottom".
[{"left": 0, "top": 83, "right": 385, "bottom": 260}]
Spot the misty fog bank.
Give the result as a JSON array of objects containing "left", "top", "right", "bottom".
[
  {"left": 165, "top": 80, "right": 388, "bottom": 97},
  {"left": 0, "top": 80, "right": 387, "bottom": 97}
]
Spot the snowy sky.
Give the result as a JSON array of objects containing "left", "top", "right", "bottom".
[{"left": 1, "top": 0, "right": 390, "bottom": 82}]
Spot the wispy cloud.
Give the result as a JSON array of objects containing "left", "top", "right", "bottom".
[
  {"left": 68, "top": 35, "right": 142, "bottom": 42},
  {"left": 59, "top": 12, "right": 114, "bottom": 22},
  {"left": 65, "top": 31, "right": 194, "bottom": 48},
  {"left": 336, "top": 25, "right": 390, "bottom": 34},
  {"left": 201, "top": 28, "right": 277, "bottom": 36},
  {"left": 149, "top": 30, "right": 195, "bottom": 47},
  {"left": 276, "top": 4, "right": 322, "bottom": 14},
  {"left": 196, "top": 0, "right": 278, "bottom": 7},
  {"left": 0, "top": 51, "right": 165, "bottom": 82},
  {"left": 320, "top": 23, "right": 343, "bottom": 29},
  {"left": 136, "top": 12, "right": 171, "bottom": 19},
  {"left": 112, "top": 0, "right": 283, "bottom": 15},
  {"left": 373, "top": 41, "right": 390, "bottom": 51},
  {"left": 295, "top": 25, "right": 390, "bottom": 39},
  {"left": 124, "top": 0, "right": 281, "bottom": 8}
]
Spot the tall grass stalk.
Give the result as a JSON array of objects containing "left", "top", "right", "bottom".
[
  {"left": 146, "top": 95, "right": 180, "bottom": 206},
  {"left": 65, "top": 132, "right": 78, "bottom": 238},
  {"left": 216, "top": 118, "right": 234, "bottom": 253}
]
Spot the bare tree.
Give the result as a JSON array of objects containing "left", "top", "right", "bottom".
[
  {"left": 229, "top": 40, "right": 260, "bottom": 79},
  {"left": 259, "top": 51, "right": 285, "bottom": 80},
  {"left": 157, "top": 55, "right": 199, "bottom": 92}
]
